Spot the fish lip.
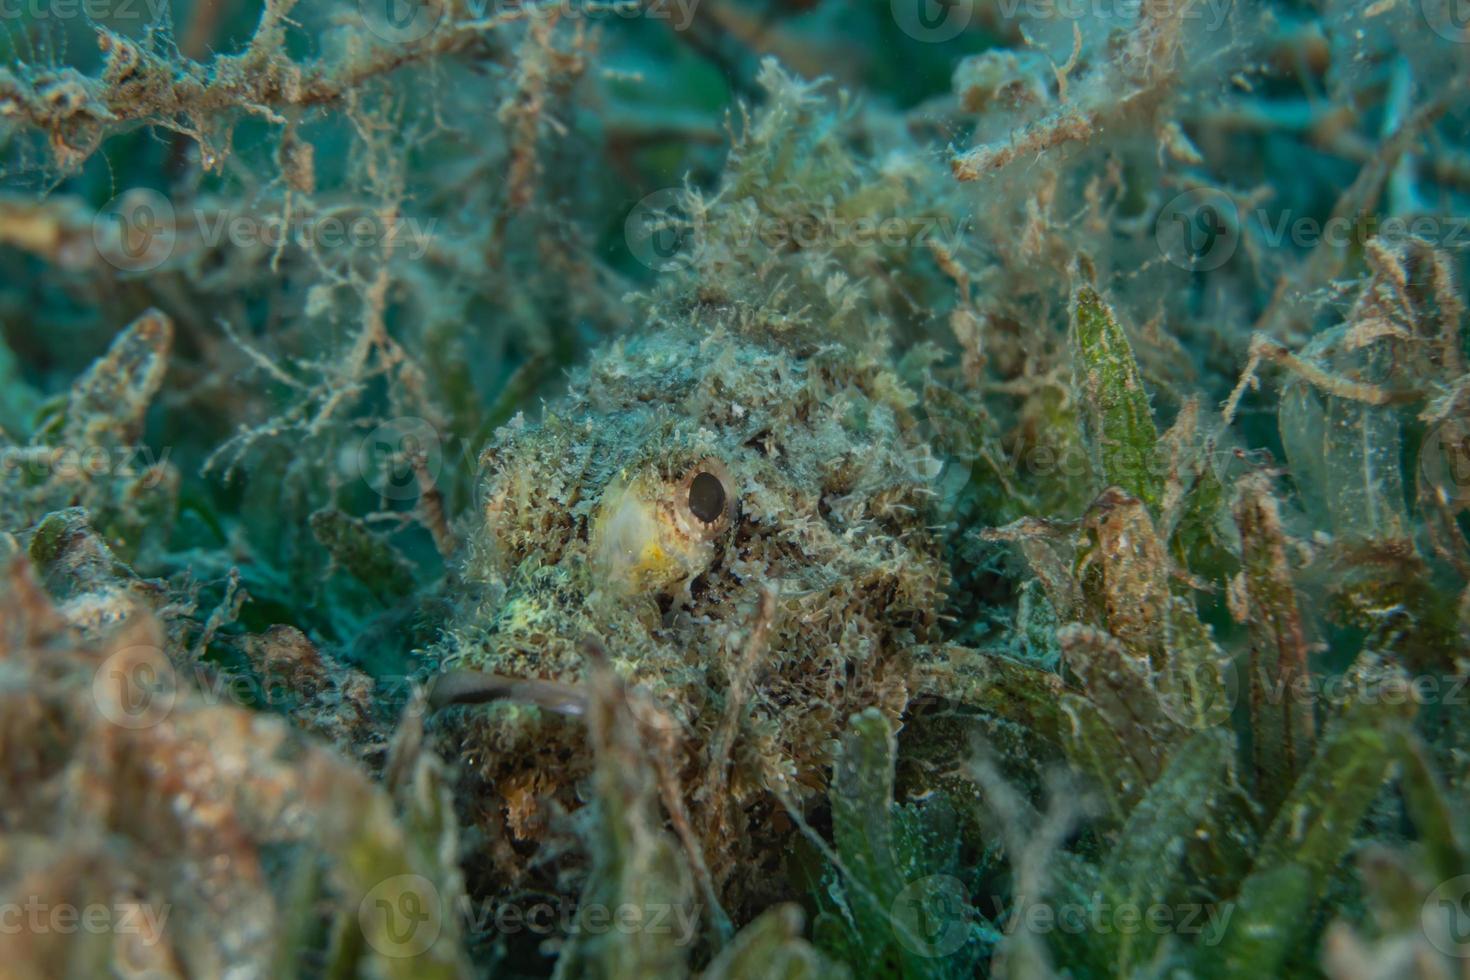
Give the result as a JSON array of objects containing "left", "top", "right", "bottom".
[{"left": 428, "top": 668, "right": 588, "bottom": 717}]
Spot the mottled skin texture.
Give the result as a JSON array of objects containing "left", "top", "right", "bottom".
[{"left": 437, "top": 315, "right": 948, "bottom": 905}]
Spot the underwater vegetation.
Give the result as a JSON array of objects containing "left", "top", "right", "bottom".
[{"left": 1, "top": 0, "right": 1470, "bottom": 977}]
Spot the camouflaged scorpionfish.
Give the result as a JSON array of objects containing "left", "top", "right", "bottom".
[{"left": 431, "top": 298, "right": 953, "bottom": 901}]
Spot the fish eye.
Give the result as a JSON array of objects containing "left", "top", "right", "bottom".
[
  {"left": 677, "top": 458, "right": 734, "bottom": 537},
  {"left": 688, "top": 471, "right": 726, "bottom": 524}
]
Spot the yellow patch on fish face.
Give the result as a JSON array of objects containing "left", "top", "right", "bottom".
[{"left": 591, "top": 458, "right": 735, "bottom": 595}]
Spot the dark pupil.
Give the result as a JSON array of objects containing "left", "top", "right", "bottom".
[{"left": 688, "top": 472, "right": 726, "bottom": 524}]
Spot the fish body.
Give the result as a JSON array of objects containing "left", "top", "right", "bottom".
[{"left": 437, "top": 298, "right": 949, "bottom": 901}]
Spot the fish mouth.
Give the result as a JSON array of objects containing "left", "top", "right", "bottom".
[
  {"left": 431, "top": 567, "right": 707, "bottom": 769},
  {"left": 432, "top": 564, "right": 689, "bottom": 728},
  {"left": 430, "top": 636, "right": 689, "bottom": 742},
  {"left": 428, "top": 668, "right": 588, "bottom": 717}
]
